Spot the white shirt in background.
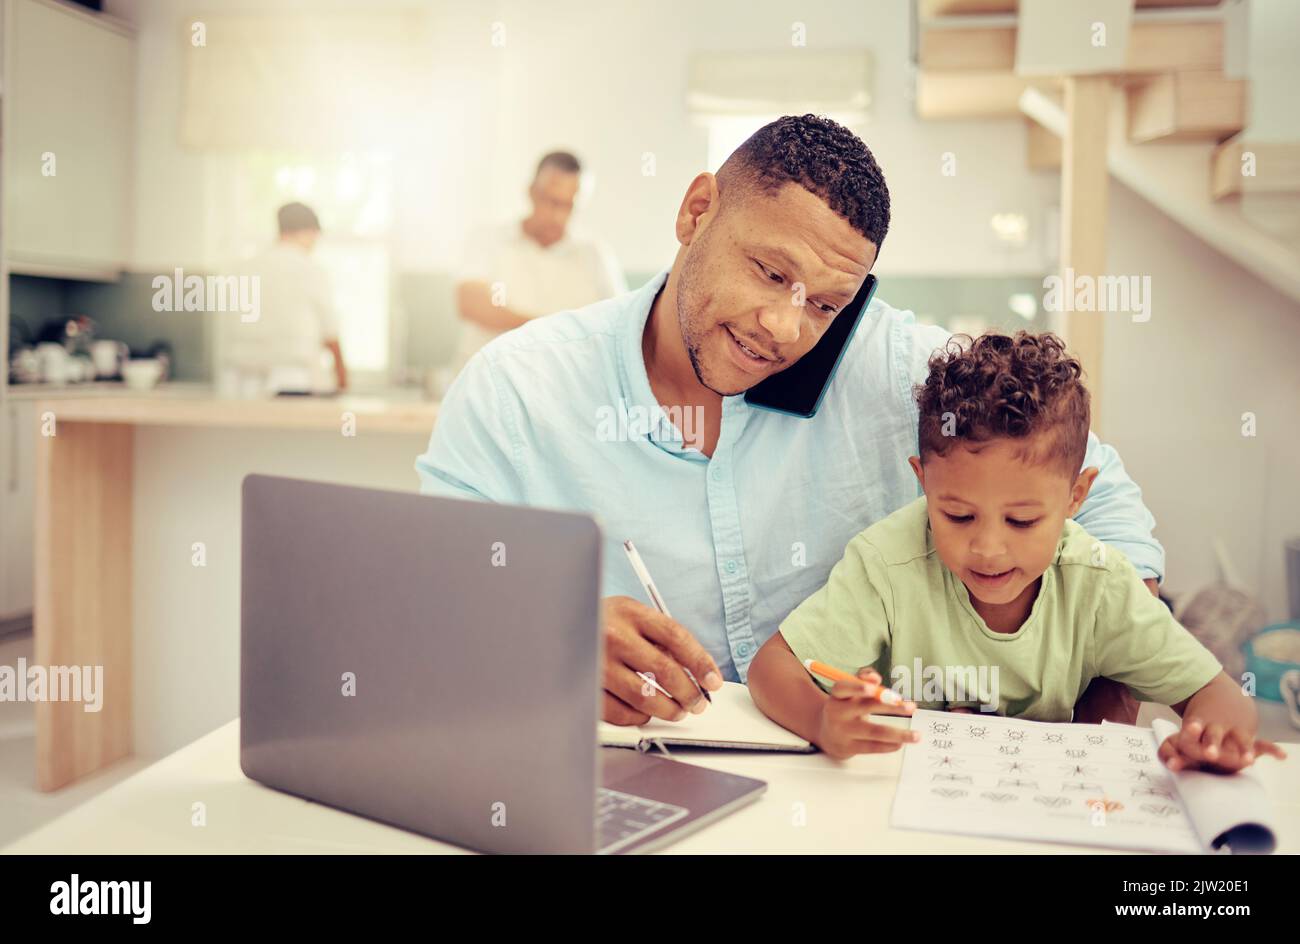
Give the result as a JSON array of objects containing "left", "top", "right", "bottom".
[
  {"left": 216, "top": 242, "right": 341, "bottom": 394},
  {"left": 454, "top": 222, "right": 626, "bottom": 370}
]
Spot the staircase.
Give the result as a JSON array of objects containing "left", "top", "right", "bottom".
[{"left": 911, "top": 0, "right": 1300, "bottom": 406}]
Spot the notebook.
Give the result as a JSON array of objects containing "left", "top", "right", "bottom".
[
  {"left": 599, "top": 681, "right": 815, "bottom": 752},
  {"left": 890, "top": 708, "right": 1279, "bottom": 853}
]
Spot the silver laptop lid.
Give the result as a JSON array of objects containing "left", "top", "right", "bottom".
[{"left": 240, "top": 474, "right": 603, "bottom": 854}]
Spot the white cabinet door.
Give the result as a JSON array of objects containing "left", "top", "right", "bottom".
[
  {"left": 0, "top": 400, "right": 36, "bottom": 620},
  {"left": 4, "top": 0, "right": 135, "bottom": 276}
]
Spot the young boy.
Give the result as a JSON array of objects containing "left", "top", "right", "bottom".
[{"left": 748, "top": 331, "right": 1284, "bottom": 773}]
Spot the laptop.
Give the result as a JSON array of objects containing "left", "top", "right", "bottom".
[{"left": 239, "top": 474, "right": 766, "bottom": 854}]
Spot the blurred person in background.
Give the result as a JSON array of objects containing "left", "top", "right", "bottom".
[
  {"left": 218, "top": 202, "right": 348, "bottom": 396},
  {"left": 453, "top": 151, "right": 626, "bottom": 372}
]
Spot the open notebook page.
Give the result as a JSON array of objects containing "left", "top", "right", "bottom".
[{"left": 599, "top": 681, "right": 814, "bottom": 751}]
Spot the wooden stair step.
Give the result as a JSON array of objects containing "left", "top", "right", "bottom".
[
  {"left": 920, "top": 0, "right": 1223, "bottom": 16},
  {"left": 1212, "top": 136, "right": 1300, "bottom": 199},
  {"left": 1127, "top": 71, "right": 1246, "bottom": 143},
  {"left": 918, "top": 20, "right": 1224, "bottom": 74}
]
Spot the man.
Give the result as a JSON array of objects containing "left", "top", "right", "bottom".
[
  {"left": 453, "top": 151, "right": 626, "bottom": 371},
  {"left": 218, "top": 202, "right": 347, "bottom": 394},
  {"left": 418, "top": 116, "right": 1159, "bottom": 727}
]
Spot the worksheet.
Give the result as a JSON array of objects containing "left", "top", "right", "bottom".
[{"left": 890, "top": 709, "right": 1203, "bottom": 852}]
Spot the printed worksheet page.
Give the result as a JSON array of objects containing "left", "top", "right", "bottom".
[{"left": 890, "top": 709, "right": 1202, "bottom": 853}]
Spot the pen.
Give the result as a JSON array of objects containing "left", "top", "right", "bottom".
[
  {"left": 635, "top": 670, "right": 675, "bottom": 701},
  {"left": 803, "top": 659, "right": 909, "bottom": 707},
  {"left": 622, "top": 539, "right": 712, "bottom": 704}
]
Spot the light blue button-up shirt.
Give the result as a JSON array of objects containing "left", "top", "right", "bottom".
[{"left": 416, "top": 269, "right": 1163, "bottom": 682}]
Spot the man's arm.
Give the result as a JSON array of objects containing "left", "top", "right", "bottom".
[
  {"left": 311, "top": 266, "right": 347, "bottom": 391},
  {"left": 414, "top": 354, "right": 525, "bottom": 502},
  {"left": 455, "top": 281, "right": 533, "bottom": 333},
  {"left": 1075, "top": 432, "right": 1164, "bottom": 583},
  {"left": 454, "top": 226, "right": 532, "bottom": 333},
  {"left": 415, "top": 344, "right": 721, "bottom": 726},
  {"left": 324, "top": 338, "right": 347, "bottom": 391},
  {"left": 1061, "top": 529, "right": 1161, "bottom": 725}
]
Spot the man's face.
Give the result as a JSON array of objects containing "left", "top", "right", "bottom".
[
  {"left": 528, "top": 167, "right": 580, "bottom": 246},
  {"left": 675, "top": 181, "right": 875, "bottom": 396},
  {"left": 909, "top": 438, "right": 1091, "bottom": 609},
  {"left": 283, "top": 228, "right": 320, "bottom": 253}
]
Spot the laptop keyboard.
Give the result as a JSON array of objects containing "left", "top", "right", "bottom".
[{"left": 596, "top": 788, "right": 690, "bottom": 854}]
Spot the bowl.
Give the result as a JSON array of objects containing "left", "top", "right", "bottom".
[
  {"left": 121, "top": 358, "right": 164, "bottom": 391},
  {"left": 1241, "top": 622, "right": 1300, "bottom": 702}
]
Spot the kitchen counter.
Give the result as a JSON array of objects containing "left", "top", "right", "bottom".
[
  {"left": 29, "top": 390, "right": 439, "bottom": 435},
  {"left": 7, "top": 382, "right": 439, "bottom": 431},
  {"left": 4, "top": 380, "right": 214, "bottom": 400}
]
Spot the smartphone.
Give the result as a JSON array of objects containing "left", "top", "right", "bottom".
[{"left": 743, "top": 273, "right": 878, "bottom": 418}]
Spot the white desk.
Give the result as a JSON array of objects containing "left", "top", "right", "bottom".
[{"left": 5, "top": 719, "right": 1299, "bottom": 855}]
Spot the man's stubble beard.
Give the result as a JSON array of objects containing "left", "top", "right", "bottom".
[{"left": 676, "top": 233, "right": 749, "bottom": 398}]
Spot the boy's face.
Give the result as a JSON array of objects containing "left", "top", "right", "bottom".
[{"left": 908, "top": 437, "right": 1098, "bottom": 608}]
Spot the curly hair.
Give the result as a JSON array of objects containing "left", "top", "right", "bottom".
[
  {"left": 914, "top": 331, "right": 1091, "bottom": 476},
  {"left": 716, "top": 114, "right": 891, "bottom": 250}
]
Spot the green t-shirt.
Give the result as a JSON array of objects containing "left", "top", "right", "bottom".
[{"left": 778, "top": 496, "right": 1221, "bottom": 721}]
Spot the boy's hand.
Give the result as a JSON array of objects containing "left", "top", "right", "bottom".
[
  {"left": 816, "top": 667, "right": 918, "bottom": 760},
  {"left": 1157, "top": 718, "right": 1287, "bottom": 774}
]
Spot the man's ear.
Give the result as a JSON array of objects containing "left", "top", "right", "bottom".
[
  {"left": 675, "top": 172, "right": 719, "bottom": 246},
  {"left": 908, "top": 455, "right": 925, "bottom": 489},
  {"left": 1068, "top": 466, "right": 1100, "bottom": 516}
]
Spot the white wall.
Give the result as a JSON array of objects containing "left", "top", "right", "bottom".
[
  {"left": 1243, "top": 0, "right": 1300, "bottom": 142},
  {"left": 125, "top": 0, "right": 1057, "bottom": 276},
  {"left": 459, "top": 0, "right": 1060, "bottom": 276},
  {"left": 132, "top": 427, "right": 427, "bottom": 756},
  {"left": 1102, "top": 180, "right": 1300, "bottom": 620},
  {"left": 124, "top": 0, "right": 213, "bottom": 270}
]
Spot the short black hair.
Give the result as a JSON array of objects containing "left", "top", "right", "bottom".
[
  {"left": 535, "top": 150, "right": 582, "bottom": 178},
  {"left": 277, "top": 202, "right": 320, "bottom": 235},
  {"left": 717, "top": 114, "right": 890, "bottom": 250}
]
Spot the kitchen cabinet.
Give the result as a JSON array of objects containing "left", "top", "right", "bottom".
[
  {"left": 3, "top": 0, "right": 135, "bottom": 279},
  {"left": 0, "top": 398, "right": 36, "bottom": 623}
]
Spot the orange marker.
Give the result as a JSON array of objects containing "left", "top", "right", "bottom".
[{"left": 803, "top": 659, "right": 908, "bottom": 707}]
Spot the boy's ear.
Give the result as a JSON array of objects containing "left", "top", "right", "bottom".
[
  {"left": 1068, "top": 466, "right": 1100, "bottom": 515},
  {"left": 908, "top": 455, "right": 925, "bottom": 488}
]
